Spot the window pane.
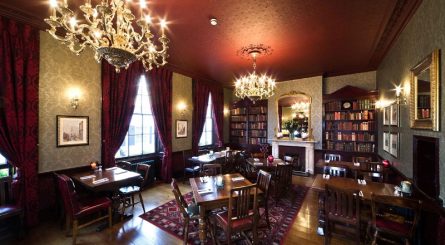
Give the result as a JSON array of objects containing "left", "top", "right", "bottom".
[
  {"left": 0, "top": 169, "right": 9, "bottom": 178},
  {"left": 129, "top": 135, "right": 142, "bottom": 156},
  {"left": 143, "top": 134, "right": 155, "bottom": 154},
  {"left": 134, "top": 96, "right": 142, "bottom": 114},
  {"left": 131, "top": 115, "right": 143, "bottom": 135},
  {"left": 199, "top": 95, "right": 214, "bottom": 146},
  {"left": 141, "top": 95, "right": 151, "bottom": 114},
  {"left": 0, "top": 154, "right": 6, "bottom": 165},
  {"left": 116, "top": 135, "right": 129, "bottom": 158}
]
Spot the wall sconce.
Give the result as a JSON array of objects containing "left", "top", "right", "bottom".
[
  {"left": 394, "top": 84, "right": 407, "bottom": 105},
  {"left": 68, "top": 88, "right": 81, "bottom": 110},
  {"left": 223, "top": 106, "right": 230, "bottom": 116},
  {"left": 177, "top": 101, "right": 187, "bottom": 116}
]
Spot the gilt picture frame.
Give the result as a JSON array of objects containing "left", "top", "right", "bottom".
[
  {"left": 176, "top": 120, "right": 188, "bottom": 138},
  {"left": 57, "top": 115, "right": 89, "bottom": 147}
]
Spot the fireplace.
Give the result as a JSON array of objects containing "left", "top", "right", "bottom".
[
  {"left": 413, "top": 135, "right": 440, "bottom": 202},
  {"left": 271, "top": 139, "right": 316, "bottom": 174}
]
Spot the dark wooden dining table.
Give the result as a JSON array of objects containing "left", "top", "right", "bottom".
[
  {"left": 311, "top": 174, "right": 398, "bottom": 236},
  {"left": 189, "top": 173, "right": 261, "bottom": 244},
  {"left": 71, "top": 166, "right": 142, "bottom": 192},
  {"left": 245, "top": 157, "right": 285, "bottom": 171}
]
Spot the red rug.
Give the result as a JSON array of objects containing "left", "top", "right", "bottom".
[{"left": 140, "top": 185, "right": 308, "bottom": 245}]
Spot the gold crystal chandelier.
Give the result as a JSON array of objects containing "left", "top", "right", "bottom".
[
  {"left": 234, "top": 44, "right": 276, "bottom": 102},
  {"left": 45, "top": 0, "right": 169, "bottom": 72}
]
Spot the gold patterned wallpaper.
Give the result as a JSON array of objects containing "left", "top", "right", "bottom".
[
  {"left": 267, "top": 76, "right": 323, "bottom": 149},
  {"left": 39, "top": 32, "right": 102, "bottom": 173},
  {"left": 171, "top": 73, "right": 193, "bottom": 152},
  {"left": 323, "top": 71, "right": 376, "bottom": 94}
]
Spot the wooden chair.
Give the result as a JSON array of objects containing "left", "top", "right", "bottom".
[
  {"left": 323, "top": 166, "right": 347, "bottom": 177},
  {"left": 119, "top": 164, "right": 148, "bottom": 219},
  {"left": 170, "top": 178, "right": 201, "bottom": 245},
  {"left": 215, "top": 184, "right": 259, "bottom": 244},
  {"left": 116, "top": 160, "right": 134, "bottom": 171},
  {"left": 224, "top": 150, "right": 236, "bottom": 173},
  {"left": 370, "top": 194, "right": 422, "bottom": 245},
  {"left": 56, "top": 174, "right": 112, "bottom": 244},
  {"left": 357, "top": 162, "right": 386, "bottom": 182},
  {"left": 284, "top": 154, "right": 302, "bottom": 172},
  {"left": 183, "top": 150, "right": 200, "bottom": 179},
  {"left": 256, "top": 170, "right": 272, "bottom": 228},
  {"left": 272, "top": 163, "right": 293, "bottom": 204},
  {"left": 324, "top": 153, "right": 341, "bottom": 162},
  {"left": 201, "top": 163, "right": 222, "bottom": 176},
  {"left": 0, "top": 177, "right": 23, "bottom": 240},
  {"left": 324, "top": 184, "right": 361, "bottom": 244}
]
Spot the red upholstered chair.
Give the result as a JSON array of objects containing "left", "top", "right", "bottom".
[
  {"left": 215, "top": 184, "right": 259, "bottom": 244},
  {"left": 0, "top": 177, "right": 23, "bottom": 240},
  {"left": 56, "top": 174, "right": 112, "bottom": 244},
  {"left": 370, "top": 194, "right": 422, "bottom": 245}
]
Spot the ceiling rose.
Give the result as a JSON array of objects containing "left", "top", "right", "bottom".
[{"left": 44, "top": 0, "right": 169, "bottom": 72}]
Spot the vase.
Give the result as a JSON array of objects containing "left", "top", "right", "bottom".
[{"left": 289, "top": 131, "right": 295, "bottom": 140}]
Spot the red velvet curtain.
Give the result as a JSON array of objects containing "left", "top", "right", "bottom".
[
  {"left": 0, "top": 16, "right": 39, "bottom": 226},
  {"left": 210, "top": 86, "right": 224, "bottom": 147},
  {"left": 101, "top": 61, "right": 142, "bottom": 168},
  {"left": 146, "top": 68, "right": 173, "bottom": 182},
  {"left": 192, "top": 79, "right": 211, "bottom": 154}
]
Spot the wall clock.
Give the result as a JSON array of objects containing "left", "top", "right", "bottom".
[{"left": 342, "top": 101, "right": 352, "bottom": 110}]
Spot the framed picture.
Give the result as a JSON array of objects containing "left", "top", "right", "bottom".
[
  {"left": 383, "top": 106, "right": 390, "bottom": 125},
  {"left": 57, "top": 115, "right": 89, "bottom": 147},
  {"left": 383, "top": 131, "right": 390, "bottom": 152},
  {"left": 176, "top": 120, "right": 188, "bottom": 138},
  {"left": 390, "top": 133, "right": 399, "bottom": 158},
  {"left": 390, "top": 103, "right": 399, "bottom": 126}
]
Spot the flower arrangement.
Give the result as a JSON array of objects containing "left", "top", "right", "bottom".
[{"left": 283, "top": 119, "right": 299, "bottom": 133}]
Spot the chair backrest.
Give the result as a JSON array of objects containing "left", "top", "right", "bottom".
[
  {"left": 225, "top": 150, "right": 236, "bottom": 164},
  {"left": 136, "top": 163, "right": 151, "bottom": 187},
  {"left": 171, "top": 183, "right": 188, "bottom": 218},
  {"left": 228, "top": 184, "right": 258, "bottom": 223},
  {"left": 352, "top": 156, "right": 372, "bottom": 163},
  {"left": 325, "top": 184, "right": 360, "bottom": 221},
  {"left": 116, "top": 161, "right": 134, "bottom": 171},
  {"left": 256, "top": 170, "right": 272, "bottom": 198},
  {"left": 251, "top": 152, "right": 265, "bottom": 159},
  {"left": 55, "top": 174, "right": 80, "bottom": 217},
  {"left": 182, "top": 150, "right": 194, "bottom": 166},
  {"left": 323, "top": 166, "right": 347, "bottom": 177},
  {"left": 371, "top": 194, "right": 422, "bottom": 239},
  {"left": 274, "top": 163, "right": 293, "bottom": 187},
  {"left": 0, "top": 177, "right": 13, "bottom": 206},
  {"left": 324, "top": 153, "right": 341, "bottom": 162},
  {"left": 201, "top": 164, "right": 222, "bottom": 176}
]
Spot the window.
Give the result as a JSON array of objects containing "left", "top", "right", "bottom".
[
  {"left": 116, "top": 76, "right": 156, "bottom": 158},
  {"left": 199, "top": 94, "right": 213, "bottom": 146},
  {"left": 0, "top": 154, "right": 10, "bottom": 178}
]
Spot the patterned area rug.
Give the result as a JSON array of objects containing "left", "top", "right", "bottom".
[{"left": 140, "top": 185, "right": 308, "bottom": 245}]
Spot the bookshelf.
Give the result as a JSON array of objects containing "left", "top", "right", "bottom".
[
  {"left": 230, "top": 99, "right": 268, "bottom": 147},
  {"left": 322, "top": 86, "right": 378, "bottom": 160}
]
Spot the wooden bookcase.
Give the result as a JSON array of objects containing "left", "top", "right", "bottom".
[
  {"left": 322, "top": 86, "right": 378, "bottom": 161},
  {"left": 230, "top": 99, "right": 268, "bottom": 148}
]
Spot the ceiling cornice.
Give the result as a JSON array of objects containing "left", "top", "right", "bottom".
[{"left": 0, "top": 3, "right": 46, "bottom": 30}]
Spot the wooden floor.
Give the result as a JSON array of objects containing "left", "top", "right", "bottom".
[{"left": 6, "top": 176, "right": 356, "bottom": 245}]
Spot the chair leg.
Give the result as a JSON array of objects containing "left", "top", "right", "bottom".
[
  {"left": 131, "top": 194, "right": 135, "bottom": 208},
  {"left": 121, "top": 198, "right": 127, "bottom": 221},
  {"left": 183, "top": 218, "right": 189, "bottom": 245},
  {"left": 72, "top": 219, "right": 78, "bottom": 245},
  {"left": 108, "top": 206, "right": 113, "bottom": 228},
  {"left": 139, "top": 192, "right": 146, "bottom": 213},
  {"left": 226, "top": 227, "right": 231, "bottom": 245}
]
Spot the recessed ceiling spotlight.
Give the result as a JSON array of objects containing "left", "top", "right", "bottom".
[{"left": 209, "top": 17, "right": 218, "bottom": 26}]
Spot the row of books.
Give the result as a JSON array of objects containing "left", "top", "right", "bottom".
[
  {"left": 417, "top": 95, "right": 430, "bottom": 108},
  {"left": 249, "top": 137, "right": 268, "bottom": 144},
  {"left": 325, "top": 132, "right": 375, "bottom": 142},
  {"left": 325, "top": 110, "right": 375, "bottom": 120},
  {"left": 250, "top": 130, "right": 267, "bottom": 137},
  {"left": 325, "top": 121, "right": 375, "bottom": 131},
  {"left": 249, "top": 106, "right": 267, "bottom": 114},
  {"left": 231, "top": 123, "right": 246, "bottom": 129},
  {"left": 249, "top": 122, "right": 267, "bottom": 129},
  {"left": 231, "top": 130, "right": 245, "bottom": 136},
  {"left": 325, "top": 99, "right": 375, "bottom": 111},
  {"left": 231, "top": 108, "right": 247, "bottom": 115},
  {"left": 231, "top": 115, "right": 247, "bottom": 122},
  {"left": 325, "top": 142, "right": 375, "bottom": 152},
  {"left": 248, "top": 115, "right": 267, "bottom": 121}
]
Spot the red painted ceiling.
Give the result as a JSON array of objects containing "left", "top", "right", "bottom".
[{"left": 0, "top": 0, "right": 421, "bottom": 87}]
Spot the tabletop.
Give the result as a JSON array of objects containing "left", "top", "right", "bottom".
[
  {"left": 311, "top": 174, "right": 397, "bottom": 200},
  {"left": 189, "top": 173, "right": 261, "bottom": 205},
  {"left": 189, "top": 150, "right": 240, "bottom": 164},
  {"left": 71, "top": 167, "right": 142, "bottom": 192},
  {"left": 246, "top": 157, "right": 284, "bottom": 168}
]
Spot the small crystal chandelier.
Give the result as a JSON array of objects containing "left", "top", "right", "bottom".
[
  {"left": 44, "top": 0, "right": 169, "bottom": 72},
  {"left": 234, "top": 44, "right": 276, "bottom": 102}
]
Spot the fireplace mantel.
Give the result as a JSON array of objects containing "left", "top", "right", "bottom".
[{"left": 270, "top": 139, "right": 317, "bottom": 174}]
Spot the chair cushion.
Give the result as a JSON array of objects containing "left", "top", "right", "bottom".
[
  {"left": 376, "top": 217, "right": 411, "bottom": 236},
  {"left": 75, "top": 196, "right": 112, "bottom": 218},
  {"left": 119, "top": 186, "right": 140, "bottom": 194},
  {"left": 0, "top": 205, "right": 22, "bottom": 218},
  {"left": 216, "top": 210, "right": 254, "bottom": 231}
]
